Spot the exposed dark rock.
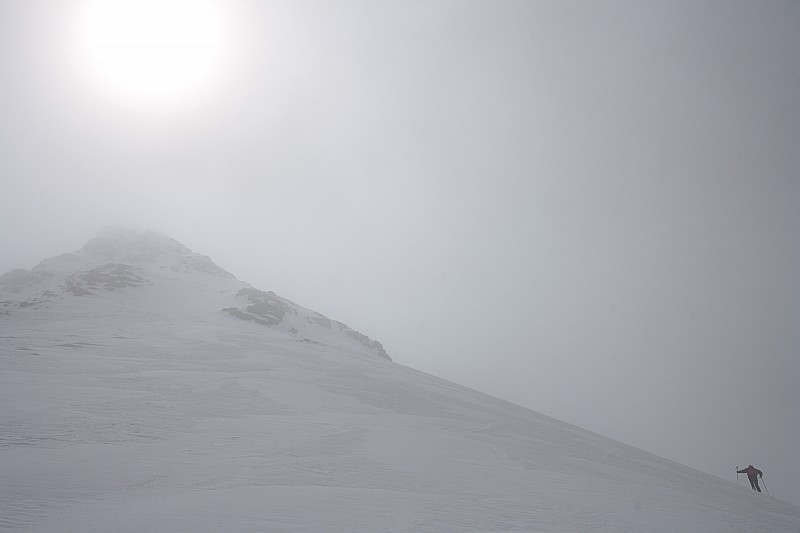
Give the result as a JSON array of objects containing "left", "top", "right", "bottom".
[
  {"left": 64, "top": 264, "right": 146, "bottom": 293},
  {"left": 335, "top": 321, "right": 391, "bottom": 360},
  {"left": 67, "top": 286, "right": 94, "bottom": 296},
  {"left": 237, "top": 288, "right": 292, "bottom": 324},
  {"left": 222, "top": 307, "right": 276, "bottom": 326},
  {"left": 222, "top": 287, "right": 391, "bottom": 360}
]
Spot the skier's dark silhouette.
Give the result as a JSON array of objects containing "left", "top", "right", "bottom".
[{"left": 737, "top": 465, "right": 763, "bottom": 492}]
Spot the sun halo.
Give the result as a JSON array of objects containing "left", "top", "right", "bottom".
[{"left": 77, "top": 0, "right": 226, "bottom": 108}]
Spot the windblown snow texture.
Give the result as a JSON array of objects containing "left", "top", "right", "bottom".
[{"left": 1, "top": 228, "right": 799, "bottom": 532}]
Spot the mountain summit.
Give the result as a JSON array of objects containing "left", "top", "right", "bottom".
[
  {"left": 0, "top": 227, "right": 389, "bottom": 361},
  {"left": 79, "top": 225, "right": 236, "bottom": 278},
  {"left": 1, "top": 229, "right": 800, "bottom": 531}
]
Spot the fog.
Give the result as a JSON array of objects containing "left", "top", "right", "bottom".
[{"left": 2, "top": 0, "right": 800, "bottom": 506}]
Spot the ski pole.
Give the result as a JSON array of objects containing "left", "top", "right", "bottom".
[
  {"left": 736, "top": 465, "right": 739, "bottom": 485},
  {"left": 762, "top": 478, "right": 769, "bottom": 495}
]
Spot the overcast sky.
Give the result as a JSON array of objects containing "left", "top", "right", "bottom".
[{"left": 2, "top": 0, "right": 800, "bottom": 506}]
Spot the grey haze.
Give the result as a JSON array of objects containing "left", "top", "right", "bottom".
[{"left": 2, "top": 0, "right": 800, "bottom": 505}]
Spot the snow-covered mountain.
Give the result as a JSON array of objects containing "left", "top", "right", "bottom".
[
  {"left": 0, "top": 226, "right": 389, "bottom": 361},
  {"left": 1, "top": 228, "right": 799, "bottom": 532}
]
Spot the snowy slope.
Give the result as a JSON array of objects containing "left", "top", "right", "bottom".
[{"left": 1, "top": 229, "right": 799, "bottom": 532}]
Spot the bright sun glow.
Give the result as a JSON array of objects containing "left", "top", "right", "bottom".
[{"left": 79, "top": 0, "right": 224, "bottom": 106}]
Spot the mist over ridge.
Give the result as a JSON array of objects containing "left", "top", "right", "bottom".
[{"left": 3, "top": 0, "right": 800, "bottom": 518}]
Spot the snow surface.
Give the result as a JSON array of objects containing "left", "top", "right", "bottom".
[{"left": 2, "top": 229, "right": 800, "bottom": 532}]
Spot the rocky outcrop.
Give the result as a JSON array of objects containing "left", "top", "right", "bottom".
[
  {"left": 64, "top": 264, "right": 147, "bottom": 294},
  {"left": 223, "top": 288, "right": 292, "bottom": 326},
  {"left": 223, "top": 287, "right": 391, "bottom": 361}
]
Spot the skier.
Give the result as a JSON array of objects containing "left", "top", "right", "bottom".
[{"left": 737, "top": 465, "right": 764, "bottom": 492}]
